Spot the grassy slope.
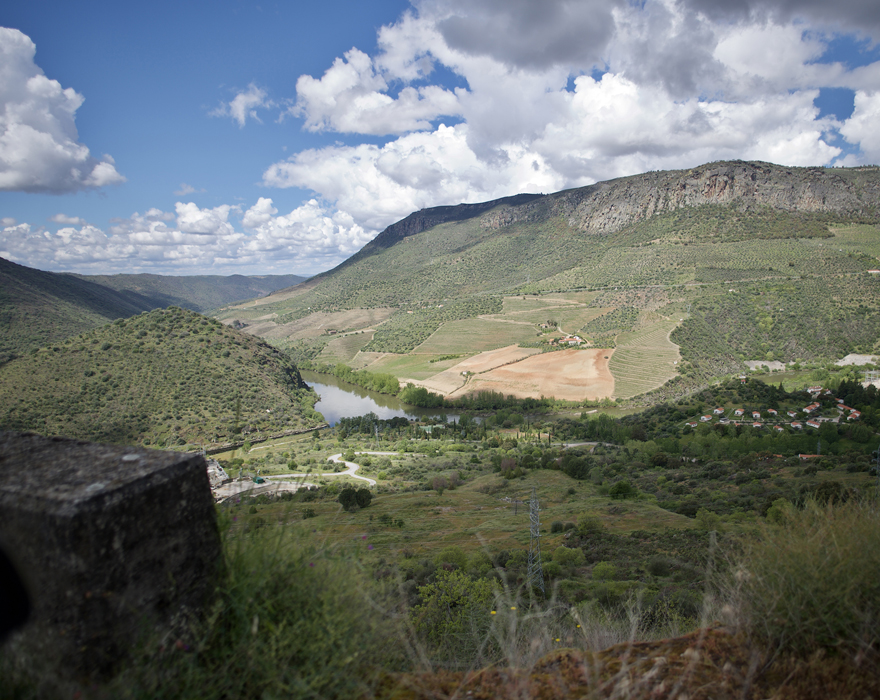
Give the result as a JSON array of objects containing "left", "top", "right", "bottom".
[{"left": 0, "top": 307, "right": 323, "bottom": 447}]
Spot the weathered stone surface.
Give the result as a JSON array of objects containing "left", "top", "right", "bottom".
[{"left": 0, "top": 431, "right": 221, "bottom": 677}]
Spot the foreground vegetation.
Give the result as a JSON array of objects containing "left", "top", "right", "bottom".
[{"left": 5, "top": 491, "right": 880, "bottom": 699}]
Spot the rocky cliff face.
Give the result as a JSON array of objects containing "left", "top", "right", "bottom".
[
  {"left": 325, "top": 161, "right": 879, "bottom": 276},
  {"left": 480, "top": 161, "right": 880, "bottom": 235}
]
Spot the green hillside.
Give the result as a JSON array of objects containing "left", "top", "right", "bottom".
[
  {"left": 0, "top": 307, "right": 322, "bottom": 448},
  {"left": 216, "top": 161, "right": 880, "bottom": 401},
  {"left": 0, "top": 257, "right": 157, "bottom": 365}
]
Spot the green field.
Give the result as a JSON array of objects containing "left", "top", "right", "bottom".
[
  {"left": 415, "top": 317, "right": 542, "bottom": 354},
  {"left": 368, "top": 352, "right": 469, "bottom": 380}
]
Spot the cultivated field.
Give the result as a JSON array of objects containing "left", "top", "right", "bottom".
[
  {"left": 318, "top": 331, "right": 375, "bottom": 364},
  {"left": 261, "top": 308, "right": 395, "bottom": 341},
  {"left": 415, "top": 317, "right": 542, "bottom": 354},
  {"left": 445, "top": 348, "right": 615, "bottom": 401},
  {"left": 405, "top": 345, "right": 541, "bottom": 395},
  {"left": 608, "top": 320, "right": 681, "bottom": 398},
  {"left": 367, "top": 352, "right": 475, "bottom": 380}
]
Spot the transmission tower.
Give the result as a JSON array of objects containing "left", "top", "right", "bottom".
[{"left": 527, "top": 487, "right": 545, "bottom": 596}]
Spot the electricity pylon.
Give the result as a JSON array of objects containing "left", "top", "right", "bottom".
[{"left": 527, "top": 487, "right": 545, "bottom": 596}]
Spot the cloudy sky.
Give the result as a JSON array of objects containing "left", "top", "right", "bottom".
[{"left": 1, "top": 0, "right": 879, "bottom": 276}]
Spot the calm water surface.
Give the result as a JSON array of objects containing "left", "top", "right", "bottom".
[{"left": 300, "top": 370, "right": 448, "bottom": 426}]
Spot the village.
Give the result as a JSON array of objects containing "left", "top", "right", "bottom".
[{"left": 685, "top": 384, "right": 863, "bottom": 434}]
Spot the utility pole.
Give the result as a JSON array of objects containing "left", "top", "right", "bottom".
[{"left": 527, "top": 487, "right": 545, "bottom": 596}]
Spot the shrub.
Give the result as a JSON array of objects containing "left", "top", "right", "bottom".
[
  {"left": 592, "top": 561, "right": 617, "bottom": 581},
  {"left": 734, "top": 499, "right": 880, "bottom": 656},
  {"left": 552, "top": 546, "right": 586, "bottom": 568},
  {"left": 609, "top": 480, "right": 637, "bottom": 499},
  {"left": 93, "top": 523, "right": 396, "bottom": 698},
  {"left": 355, "top": 487, "right": 372, "bottom": 508},
  {"left": 550, "top": 520, "right": 564, "bottom": 533},
  {"left": 338, "top": 488, "right": 358, "bottom": 511},
  {"left": 434, "top": 545, "right": 468, "bottom": 571},
  {"left": 542, "top": 561, "right": 563, "bottom": 579},
  {"left": 411, "top": 569, "right": 496, "bottom": 664},
  {"left": 577, "top": 513, "right": 604, "bottom": 537},
  {"left": 647, "top": 555, "right": 674, "bottom": 577}
]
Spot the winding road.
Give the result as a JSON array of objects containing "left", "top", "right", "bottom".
[{"left": 266, "top": 452, "right": 381, "bottom": 486}]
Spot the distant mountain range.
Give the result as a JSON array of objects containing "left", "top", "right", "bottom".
[{"left": 0, "top": 256, "right": 306, "bottom": 364}]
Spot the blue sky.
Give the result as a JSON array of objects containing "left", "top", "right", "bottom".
[{"left": 1, "top": 0, "right": 879, "bottom": 276}]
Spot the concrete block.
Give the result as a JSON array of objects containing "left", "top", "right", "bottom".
[{"left": 0, "top": 431, "right": 221, "bottom": 678}]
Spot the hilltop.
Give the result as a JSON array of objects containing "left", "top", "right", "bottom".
[
  {"left": 0, "top": 256, "right": 307, "bottom": 365},
  {"left": 215, "top": 161, "right": 880, "bottom": 403},
  {"left": 0, "top": 307, "right": 323, "bottom": 448}
]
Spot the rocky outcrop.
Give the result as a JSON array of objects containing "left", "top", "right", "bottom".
[{"left": 481, "top": 161, "right": 880, "bottom": 235}]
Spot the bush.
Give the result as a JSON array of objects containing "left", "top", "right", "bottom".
[
  {"left": 91, "top": 523, "right": 397, "bottom": 698},
  {"left": 734, "top": 499, "right": 880, "bottom": 656},
  {"left": 647, "top": 555, "right": 674, "bottom": 577},
  {"left": 434, "top": 545, "right": 468, "bottom": 571},
  {"left": 550, "top": 520, "right": 564, "bottom": 533},
  {"left": 411, "top": 569, "right": 496, "bottom": 664},
  {"left": 592, "top": 561, "right": 617, "bottom": 581},
  {"left": 552, "top": 546, "right": 586, "bottom": 568},
  {"left": 609, "top": 480, "right": 637, "bottom": 499},
  {"left": 577, "top": 513, "right": 604, "bottom": 537},
  {"left": 338, "top": 488, "right": 358, "bottom": 511},
  {"left": 355, "top": 487, "right": 372, "bottom": 508}
]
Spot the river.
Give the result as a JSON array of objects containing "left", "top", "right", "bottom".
[{"left": 299, "top": 370, "right": 450, "bottom": 426}]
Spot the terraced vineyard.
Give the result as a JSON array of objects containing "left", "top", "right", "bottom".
[
  {"left": 317, "top": 331, "right": 375, "bottom": 364},
  {"left": 609, "top": 319, "right": 681, "bottom": 399}
]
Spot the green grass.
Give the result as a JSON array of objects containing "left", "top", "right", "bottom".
[
  {"left": 369, "top": 353, "right": 469, "bottom": 380},
  {"left": 415, "top": 317, "right": 541, "bottom": 355}
]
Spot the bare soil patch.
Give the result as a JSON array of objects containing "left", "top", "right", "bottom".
[
  {"left": 400, "top": 346, "right": 540, "bottom": 395},
  {"left": 447, "top": 348, "right": 614, "bottom": 401}
]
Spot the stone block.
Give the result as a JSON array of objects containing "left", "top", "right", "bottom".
[{"left": 0, "top": 431, "right": 221, "bottom": 678}]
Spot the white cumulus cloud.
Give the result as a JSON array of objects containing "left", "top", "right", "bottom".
[
  {"left": 291, "top": 47, "right": 461, "bottom": 135},
  {"left": 0, "top": 27, "right": 125, "bottom": 193}
]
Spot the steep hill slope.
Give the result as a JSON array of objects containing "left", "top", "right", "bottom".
[
  {"left": 215, "top": 161, "right": 880, "bottom": 401},
  {"left": 0, "top": 307, "right": 323, "bottom": 447},
  {"left": 0, "top": 257, "right": 156, "bottom": 365}
]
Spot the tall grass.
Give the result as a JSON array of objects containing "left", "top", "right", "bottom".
[
  {"left": 730, "top": 498, "right": 880, "bottom": 657},
  {"left": 1, "top": 511, "right": 404, "bottom": 700}
]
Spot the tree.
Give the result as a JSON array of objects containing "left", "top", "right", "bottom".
[
  {"left": 609, "top": 480, "right": 637, "bottom": 499},
  {"left": 338, "top": 488, "right": 358, "bottom": 511},
  {"left": 355, "top": 487, "right": 372, "bottom": 508}
]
